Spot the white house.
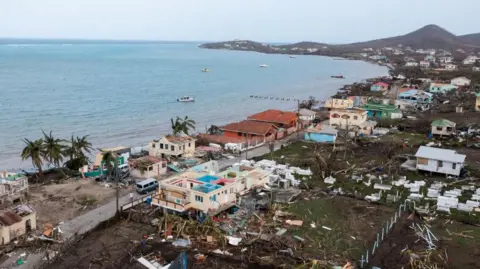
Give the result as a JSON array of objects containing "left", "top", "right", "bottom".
[
  {"left": 451, "top": 77, "right": 471, "bottom": 86},
  {"left": 439, "top": 56, "right": 453, "bottom": 64},
  {"left": 462, "top": 55, "right": 480, "bottom": 65},
  {"left": 431, "top": 119, "right": 456, "bottom": 136},
  {"left": 405, "top": 61, "right": 419, "bottom": 67},
  {"left": 415, "top": 146, "right": 466, "bottom": 177},
  {"left": 298, "top": 108, "right": 317, "bottom": 128},
  {"left": 445, "top": 64, "right": 457, "bottom": 71},
  {"left": 419, "top": 61, "right": 430, "bottom": 68},
  {"left": 473, "top": 67, "right": 480, "bottom": 72},
  {"left": 149, "top": 135, "right": 196, "bottom": 159}
]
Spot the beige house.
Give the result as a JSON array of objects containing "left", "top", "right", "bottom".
[
  {"left": 324, "top": 98, "right": 354, "bottom": 110},
  {"left": 0, "top": 204, "right": 36, "bottom": 245},
  {"left": 149, "top": 135, "right": 196, "bottom": 159},
  {"left": 129, "top": 156, "right": 167, "bottom": 179},
  {"left": 0, "top": 172, "right": 28, "bottom": 205},
  {"left": 152, "top": 161, "right": 269, "bottom": 215},
  {"left": 329, "top": 108, "right": 375, "bottom": 136},
  {"left": 476, "top": 93, "right": 480, "bottom": 111},
  {"left": 431, "top": 119, "right": 456, "bottom": 136}
]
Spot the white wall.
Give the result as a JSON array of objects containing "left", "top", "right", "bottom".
[{"left": 417, "top": 158, "right": 463, "bottom": 176}]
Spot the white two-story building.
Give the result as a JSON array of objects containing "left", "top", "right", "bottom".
[{"left": 149, "top": 135, "right": 196, "bottom": 159}]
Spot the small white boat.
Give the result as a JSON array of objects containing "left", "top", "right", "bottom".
[
  {"left": 177, "top": 96, "right": 195, "bottom": 102},
  {"left": 289, "top": 55, "right": 296, "bottom": 58},
  {"left": 201, "top": 68, "right": 210, "bottom": 72},
  {"left": 260, "top": 64, "right": 269, "bottom": 68}
]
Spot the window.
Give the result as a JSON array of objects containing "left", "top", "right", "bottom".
[
  {"left": 230, "top": 188, "right": 234, "bottom": 194},
  {"left": 160, "top": 143, "right": 164, "bottom": 149},
  {"left": 436, "top": 127, "right": 443, "bottom": 131},
  {"left": 190, "top": 183, "right": 194, "bottom": 188},
  {"left": 446, "top": 127, "right": 453, "bottom": 132},
  {"left": 453, "top": 163, "right": 457, "bottom": 169},
  {"left": 152, "top": 144, "right": 156, "bottom": 148},
  {"left": 195, "top": 195, "right": 203, "bottom": 202},
  {"left": 417, "top": 158, "right": 428, "bottom": 165},
  {"left": 438, "top": 160, "right": 443, "bottom": 167},
  {"left": 238, "top": 132, "right": 242, "bottom": 136},
  {"left": 353, "top": 116, "right": 358, "bottom": 120},
  {"left": 171, "top": 145, "right": 175, "bottom": 151},
  {"left": 188, "top": 143, "right": 191, "bottom": 147}
]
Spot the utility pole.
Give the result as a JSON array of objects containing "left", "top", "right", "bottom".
[
  {"left": 296, "top": 99, "right": 300, "bottom": 140},
  {"left": 245, "top": 132, "right": 249, "bottom": 160}
]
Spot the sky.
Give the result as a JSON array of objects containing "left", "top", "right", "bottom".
[{"left": 1, "top": 0, "right": 479, "bottom": 43}]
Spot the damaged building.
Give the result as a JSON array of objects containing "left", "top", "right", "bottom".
[{"left": 0, "top": 204, "right": 36, "bottom": 245}]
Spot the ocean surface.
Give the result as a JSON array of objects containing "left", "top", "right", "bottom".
[{"left": 0, "top": 41, "right": 388, "bottom": 169}]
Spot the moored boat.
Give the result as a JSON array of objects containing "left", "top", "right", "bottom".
[
  {"left": 260, "top": 64, "right": 269, "bottom": 68},
  {"left": 177, "top": 96, "right": 195, "bottom": 102},
  {"left": 331, "top": 75, "right": 345, "bottom": 79}
]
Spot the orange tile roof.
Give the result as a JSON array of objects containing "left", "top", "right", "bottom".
[
  {"left": 221, "top": 120, "right": 277, "bottom": 135},
  {"left": 198, "top": 134, "right": 244, "bottom": 144},
  {"left": 247, "top": 109, "right": 298, "bottom": 125}
]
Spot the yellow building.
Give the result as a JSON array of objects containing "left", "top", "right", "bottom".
[
  {"left": 329, "top": 108, "right": 375, "bottom": 136},
  {"left": 324, "top": 98, "right": 354, "bottom": 110}
]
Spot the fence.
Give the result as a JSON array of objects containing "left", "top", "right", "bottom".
[
  {"left": 359, "top": 200, "right": 411, "bottom": 268},
  {"left": 120, "top": 193, "right": 154, "bottom": 212}
]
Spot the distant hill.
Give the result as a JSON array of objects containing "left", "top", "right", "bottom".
[
  {"left": 200, "top": 24, "right": 480, "bottom": 55},
  {"left": 337, "top": 24, "right": 468, "bottom": 50},
  {"left": 458, "top": 33, "right": 480, "bottom": 46}
]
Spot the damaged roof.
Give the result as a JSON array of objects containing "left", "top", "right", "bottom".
[{"left": 431, "top": 119, "right": 456, "bottom": 127}]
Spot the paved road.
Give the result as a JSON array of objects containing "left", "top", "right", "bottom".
[{"left": 4, "top": 132, "right": 302, "bottom": 268}]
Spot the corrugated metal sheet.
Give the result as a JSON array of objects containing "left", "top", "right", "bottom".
[{"left": 415, "top": 146, "right": 466, "bottom": 163}]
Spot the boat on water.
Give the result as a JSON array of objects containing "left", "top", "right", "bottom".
[
  {"left": 260, "top": 64, "right": 269, "bottom": 68},
  {"left": 177, "top": 96, "right": 195, "bottom": 102},
  {"left": 331, "top": 75, "right": 345, "bottom": 79},
  {"left": 289, "top": 55, "right": 296, "bottom": 58},
  {"left": 201, "top": 68, "right": 210, "bottom": 72}
]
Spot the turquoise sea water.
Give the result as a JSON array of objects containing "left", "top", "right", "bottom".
[{"left": 0, "top": 42, "right": 388, "bottom": 169}]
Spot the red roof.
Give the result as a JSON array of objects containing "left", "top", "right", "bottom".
[
  {"left": 221, "top": 120, "right": 277, "bottom": 135},
  {"left": 247, "top": 109, "right": 298, "bottom": 125},
  {"left": 373, "top": 82, "right": 389, "bottom": 87}
]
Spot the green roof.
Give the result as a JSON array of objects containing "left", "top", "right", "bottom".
[
  {"left": 363, "top": 102, "right": 400, "bottom": 112},
  {"left": 431, "top": 119, "right": 456, "bottom": 127}
]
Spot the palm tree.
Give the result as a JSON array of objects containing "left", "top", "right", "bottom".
[
  {"left": 171, "top": 117, "right": 183, "bottom": 135},
  {"left": 75, "top": 135, "right": 93, "bottom": 157},
  {"left": 42, "top": 130, "right": 65, "bottom": 168},
  {"left": 207, "top": 125, "right": 221, "bottom": 135},
  {"left": 101, "top": 150, "right": 120, "bottom": 214},
  {"left": 180, "top": 116, "right": 196, "bottom": 135},
  {"left": 21, "top": 138, "right": 44, "bottom": 175},
  {"left": 170, "top": 116, "right": 196, "bottom": 135}
]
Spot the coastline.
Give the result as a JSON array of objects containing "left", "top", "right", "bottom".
[{"left": 0, "top": 45, "right": 389, "bottom": 170}]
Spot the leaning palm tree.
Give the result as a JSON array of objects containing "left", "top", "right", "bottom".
[
  {"left": 42, "top": 130, "right": 65, "bottom": 168},
  {"left": 101, "top": 150, "right": 120, "bottom": 214},
  {"left": 180, "top": 116, "right": 196, "bottom": 135},
  {"left": 21, "top": 138, "right": 44, "bottom": 176},
  {"left": 75, "top": 135, "right": 93, "bottom": 156},
  {"left": 171, "top": 117, "right": 183, "bottom": 135},
  {"left": 207, "top": 125, "right": 221, "bottom": 135}
]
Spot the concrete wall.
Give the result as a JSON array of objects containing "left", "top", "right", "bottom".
[
  {"left": 416, "top": 157, "right": 463, "bottom": 176},
  {"left": 0, "top": 213, "right": 36, "bottom": 245},
  {"left": 130, "top": 161, "right": 167, "bottom": 178},
  {"left": 304, "top": 132, "right": 336, "bottom": 143},
  {"left": 324, "top": 99, "right": 354, "bottom": 109}
]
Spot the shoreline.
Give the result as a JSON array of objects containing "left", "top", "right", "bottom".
[{"left": 0, "top": 49, "right": 389, "bottom": 171}]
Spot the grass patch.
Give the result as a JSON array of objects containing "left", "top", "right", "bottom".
[
  {"left": 253, "top": 141, "right": 317, "bottom": 167},
  {"left": 286, "top": 196, "right": 394, "bottom": 263}
]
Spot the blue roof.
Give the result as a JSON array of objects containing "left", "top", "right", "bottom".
[
  {"left": 193, "top": 183, "right": 222, "bottom": 193},
  {"left": 196, "top": 175, "right": 219, "bottom": 183}
]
